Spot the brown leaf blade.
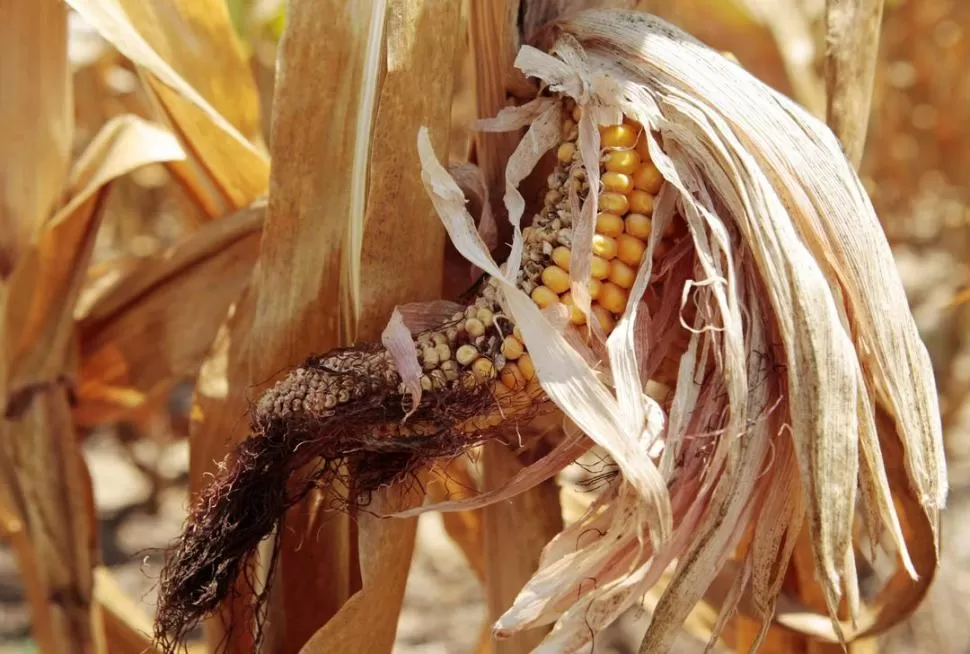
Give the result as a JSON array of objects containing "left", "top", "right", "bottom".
[
  {"left": 6, "top": 115, "right": 184, "bottom": 396},
  {"left": 0, "top": 0, "right": 72, "bottom": 278},
  {"left": 75, "top": 201, "right": 263, "bottom": 426},
  {"left": 65, "top": 0, "right": 270, "bottom": 214}
]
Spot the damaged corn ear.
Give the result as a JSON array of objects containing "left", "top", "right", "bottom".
[{"left": 153, "top": 90, "right": 681, "bottom": 649}]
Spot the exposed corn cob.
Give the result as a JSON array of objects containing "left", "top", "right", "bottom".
[
  {"left": 155, "top": 95, "right": 680, "bottom": 649},
  {"left": 258, "top": 101, "right": 676, "bottom": 434}
]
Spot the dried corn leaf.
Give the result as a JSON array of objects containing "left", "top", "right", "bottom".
[
  {"left": 10, "top": 389, "right": 98, "bottom": 653},
  {"left": 6, "top": 115, "right": 183, "bottom": 397},
  {"left": 65, "top": 0, "right": 269, "bottom": 214},
  {"left": 74, "top": 200, "right": 263, "bottom": 425},
  {"left": 0, "top": 0, "right": 72, "bottom": 277}
]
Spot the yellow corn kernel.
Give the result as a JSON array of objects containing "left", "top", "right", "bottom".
[
  {"left": 472, "top": 357, "right": 496, "bottom": 381},
  {"left": 518, "top": 353, "right": 535, "bottom": 380},
  {"left": 561, "top": 292, "right": 586, "bottom": 325},
  {"left": 601, "top": 171, "right": 633, "bottom": 194},
  {"left": 600, "top": 124, "right": 638, "bottom": 149},
  {"left": 608, "top": 259, "right": 636, "bottom": 289},
  {"left": 588, "top": 278, "right": 602, "bottom": 300},
  {"left": 501, "top": 336, "right": 524, "bottom": 361},
  {"left": 625, "top": 213, "right": 652, "bottom": 240},
  {"left": 500, "top": 362, "right": 526, "bottom": 390},
  {"left": 635, "top": 135, "right": 650, "bottom": 162},
  {"left": 629, "top": 190, "right": 654, "bottom": 216},
  {"left": 465, "top": 317, "right": 486, "bottom": 337},
  {"left": 456, "top": 344, "right": 479, "bottom": 366},
  {"left": 633, "top": 161, "right": 663, "bottom": 193},
  {"left": 591, "top": 304, "right": 616, "bottom": 333},
  {"left": 592, "top": 234, "right": 618, "bottom": 260},
  {"left": 541, "top": 265, "right": 571, "bottom": 294},
  {"left": 599, "top": 282, "right": 629, "bottom": 314},
  {"left": 616, "top": 233, "right": 646, "bottom": 267},
  {"left": 604, "top": 150, "right": 640, "bottom": 175},
  {"left": 598, "top": 192, "right": 629, "bottom": 216},
  {"left": 595, "top": 212, "right": 624, "bottom": 238},
  {"left": 552, "top": 246, "right": 571, "bottom": 271},
  {"left": 557, "top": 142, "right": 576, "bottom": 164},
  {"left": 590, "top": 255, "right": 610, "bottom": 279},
  {"left": 531, "top": 285, "right": 559, "bottom": 308}
]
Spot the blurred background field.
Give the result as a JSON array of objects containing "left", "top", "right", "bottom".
[{"left": 1, "top": 0, "right": 967, "bottom": 652}]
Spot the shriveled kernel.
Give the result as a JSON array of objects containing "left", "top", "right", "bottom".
[
  {"left": 592, "top": 234, "right": 618, "bottom": 260},
  {"left": 561, "top": 292, "right": 586, "bottom": 325},
  {"left": 598, "top": 282, "right": 629, "bottom": 314},
  {"left": 598, "top": 192, "right": 629, "bottom": 216},
  {"left": 595, "top": 212, "right": 624, "bottom": 238},
  {"left": 557, "top": 142, "right": 576, "bottom": 164},
  {"left": 518, "top": 353, "right": 535, "bottom": 380},
  {"left": 552, "top": 246, "right": 572, "bottom": 271},
  {"left": 581, "top": 258, "right": 607, "bottom": 284},
  {"left": 471, "top": 357, "right": 496, "bottom": 381},
  {"left": 456, "top": 344, "right": 479, "bottom": 366},
  {"left": 608, "top": 259, "right": 636, "bottom": 289},
  {"left": 435, "top": 343, "right": 451, "bottom": 362},
  {"left": 601, "top": 171, "right": 633, "bottom": 194},
  {"left": 476, "top": 307, "right": 494, "bottom": 325},
  {"left": 465, "top": 317, "right": 485, "bottom": 337},
  {"left": 422, "top": 347, "right": 439, "bottom": 370},
  {"left": 633, "top": 161, "right": 664, "bottom": 193},
  {"left": 629, "top": 190, "right": 654, "bottom": 215},
  {"left": 441, "top": 360, "right": 459, "bottom": 381},
  {"left": 544, "top": 189, "right": 561, "bottom": 207},
  {"left": 625, "top": 213, "right": 652, "bottom": 240},
  {"left": 531, "top": 285, "right": 559, "bottom": 309},
  {"left": 591, "top": 304, "right": 616, "bottom": 333},
  {"left": 500, "top": 362, "right": 526, "bottom": 390},
  {"left": 541, "top": 265, "right": 571, "bottom": 294},
  {"left": 617, "top": 233, "right": 647, "bottom": 267},
  {"left": 588, "top": 278, "right": 603, "bottom": 300},
  {"left": 431, "top": 332, "right": 448, "bottom": 347},
  {"left": 420, "top": 375, "right": 433, "bottom": 391},
  {"left": 600, "top": 124, "right": 639, "bottom": 149},
  {"left": 430, "top": 370, "right": 447, "bottom": 389},
  {"left": 604, "top": 149, "right": 640, "bottom": 175},
  {"left": 501, "top": 336, "right": 524, "bottom": 360}
]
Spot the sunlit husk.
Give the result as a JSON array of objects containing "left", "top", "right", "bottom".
[{"left": 419, "top": 8, "right": 944, "bottom": 652}]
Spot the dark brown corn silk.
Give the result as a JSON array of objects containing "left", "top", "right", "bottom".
[{"left": 153, "top": 92, "right": 688, "bottom": 651}]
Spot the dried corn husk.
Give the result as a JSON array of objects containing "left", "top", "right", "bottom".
[{"left": 418, "top": 8, "right": 944, "bottom": 653}]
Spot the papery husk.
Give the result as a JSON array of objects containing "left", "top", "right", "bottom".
[{"left": 418, "top": 8, "right": 944, "bottom": 653}]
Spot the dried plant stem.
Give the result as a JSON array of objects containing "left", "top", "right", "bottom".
[
  {"left": 824, "top": 0, "right": 886, "bottom": 168},
  {"left": 482, "top": 443, "right": 563, "bottom": 654},
  {"left": 469, "top": 0, "right": 524, "bottom": 251}
]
